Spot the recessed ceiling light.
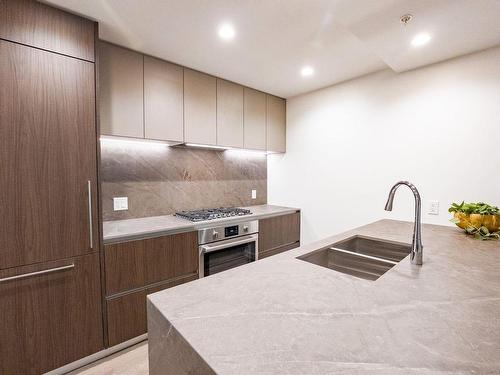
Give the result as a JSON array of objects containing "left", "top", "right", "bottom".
[
  {"left": 218, "top": 23, "right": 235, "bottom": 41},
  {"left": 301, "top": 66, "right": 314, "bottom": 77},
  {"left": 411, "top": 33, "right": 431, "bottom": 47}
]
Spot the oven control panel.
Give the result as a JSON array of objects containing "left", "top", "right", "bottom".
[{"left": 198, "top": 220, "right": 259, "bottom": 245}]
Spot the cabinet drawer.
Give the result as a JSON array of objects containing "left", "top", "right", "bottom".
[
  {"left": 106, "top": 274, "right": 197, "bottom": 346},
  {"left": 260, "top": 241, "right": 300, "bottom": 260},
  {"left": 0, "top": 253, "right": 103, "bottom": 375},
  {"left": 259, "top": 212, "right": 300, "bottom": 254},
  {"left": 104, "top": 231, "right": 198, "bottom": 295}
]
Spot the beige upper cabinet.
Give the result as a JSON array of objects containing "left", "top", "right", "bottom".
[
  {"left": 183, "top": 69, "right": 217, "bottom": 145},
  {"left": 144, "top": 56, "right": 184, "bottom": 142},
  {"left": 266, "top": 95, "right": 286, "bottom": 153},
  {"left": 99, "top": 42, "right": 144, "bottom": 138},
  {"left": 243, "top": 88, "right": 267, "bottom": 151},
  {"left": 216, "top": 79, "right": 244, "bottom": 148}
]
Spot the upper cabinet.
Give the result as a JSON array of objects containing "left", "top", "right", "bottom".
[
  {"left": 266, "top": 95, "right": 286, "bottom": 153},
  {"left": 184, "top": 69, "right": 217, "bottom": 145},
  {"left": 99, "top": 42, "right": 144, "bottom": 138},
  {"left": 217, "top": 79, "right": 244, "bottom": 148},
  {"left": 144, "top": 56, "right": 184, "bottom": 142},
  {"left": 98, "top": 42, "right": 287, "bottom": 152},
  {"left": 244, "top": 88, "right": 267, "bottom": 151},
  {"left": 0, "top": 0, "right": 95, "bottom": 61}
]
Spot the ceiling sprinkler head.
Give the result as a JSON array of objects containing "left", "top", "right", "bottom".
[{"left": 400, "top": 14, "right": 413, "bottom": 25}]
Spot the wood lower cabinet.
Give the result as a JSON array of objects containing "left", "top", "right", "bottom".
[
  {"left": 104, "top": 231, "right": 199, "bottom": 345},
  {"left": 259, "top": 212, "right": 300, "bottom": 258},
  {"left": 0, "top": 253, "right": 103, "bottom": 375},
  {"left": 106, "top": 274, "right": 198, "bottom": 346}
]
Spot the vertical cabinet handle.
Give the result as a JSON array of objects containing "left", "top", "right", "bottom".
[{"left": 87, "top": 180, "right": 93, "bottom": 249}]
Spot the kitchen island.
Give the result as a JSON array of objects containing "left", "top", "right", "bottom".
[{"left": 147, "top": 219, "right": 500, "bottom": 374}]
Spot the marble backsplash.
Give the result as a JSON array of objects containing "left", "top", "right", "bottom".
[{"left": 100, "top": 141, "right": 267, "bottom": 221}]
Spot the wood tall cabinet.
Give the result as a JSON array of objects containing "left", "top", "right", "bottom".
[
  {"left": 184, "top": 68, "right": 217, "bottom": 145},
  {"left": 266, "top": 95, "right": 287, "bottom": 153},
  {"left": 0, "top": 1, "right": 103, "bottom": 374},
  {"left": 103, "top": 231, "right": 199, "bottom": 346}
]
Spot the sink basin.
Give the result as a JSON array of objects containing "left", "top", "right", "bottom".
[{"left": 297, "top": 235, "right": 411, "bottom": 281}]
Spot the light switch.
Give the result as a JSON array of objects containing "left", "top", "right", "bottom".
[
  {"left": 428, "top": 200, "right": 439, "bottom": 215},
  {"left": 113, "top": 197, "right": 128, "bottom": 211},
  {"left": 251, "top": 189, "right": 257, "bottom": 199}
]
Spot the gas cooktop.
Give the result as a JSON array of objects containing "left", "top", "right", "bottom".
[{"left": 175, "top": 207, "right": 252, "bottom": 222}]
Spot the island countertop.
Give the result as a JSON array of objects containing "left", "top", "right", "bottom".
[{"left": 147, "top": 219, "right": 500, "bottom": 374}]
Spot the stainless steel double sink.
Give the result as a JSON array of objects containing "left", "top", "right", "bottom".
[{"left": 297, "top": 236, "right": 411, "bottom": 281}]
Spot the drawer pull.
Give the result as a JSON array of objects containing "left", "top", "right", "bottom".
[{"left": 0, "top": 264, "right": 75, "bottom": 283}]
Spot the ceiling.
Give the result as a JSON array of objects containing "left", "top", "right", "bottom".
[{"left": 43, "top": 0, "right": 500, "bottom": 98}]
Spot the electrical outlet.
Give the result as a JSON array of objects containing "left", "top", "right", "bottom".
[
  {"left": 428, "top": 200, "right": 439, "bottom": 215},
  {"left": 113, "top": 197, "right": 128, "bottom": 211},
  {"left": 251, "top": 189, "right": 257, "bottom": 199}
]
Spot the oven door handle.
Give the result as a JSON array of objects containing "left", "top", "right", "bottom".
[{"left": 200, "top": 234, "right": 258, "bottom": 254}]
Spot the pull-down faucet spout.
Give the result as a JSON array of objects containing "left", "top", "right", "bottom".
[{"left": 384, "top": 181, "right": 423, "bottom": 265}]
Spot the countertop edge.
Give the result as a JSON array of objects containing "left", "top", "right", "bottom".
[{"left": 102, "top": 205, "right": 301, "bottom": 245}]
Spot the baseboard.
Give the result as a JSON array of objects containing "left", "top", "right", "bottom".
[{"left": 43, "top": 334, "right": 148, "bottom": 375}]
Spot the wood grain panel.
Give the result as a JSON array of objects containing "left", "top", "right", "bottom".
[
  {"left": 144, "top": 55, "right": 184, "bottom": 142},
  {"left": 244, "top": 88, "right": 267, "bottom": 151},
  {"left": 99, "top": 42, "right": 144, "bottom": 138},
  {"left": 0, "top": 253, "right": 103, "bottom": 375},
  {"left": 145, "top": 231, "right": 198, "bottom": 285},
  {"left": 259, "top": 241, "right": 300, "bottom": 260},
  {"left": 106, "top": 274, "right": 198, "bottom": 346},
  {"left": 0, "top": 0, "right": 95, "bottom": 61},
  {"left": 259, "top": 212, "right": 300, "bottom": 254},
  {"left": 266, "top": 95, "right": 286, "bottom": 153},
  {"left": 104, "top": 240, "right": 146, "bottom": 295},
  {"left": 184, "top": 68, "right": 217, "bottom": 145},
  {"left": 0, "top": 40, "right": 98, "bottom": 269},
  {"left": 217, "top": 79, "right": 244, "bottom": 148},
  {"left": 104, "top": 231, "right": 198, "bottom": 296},
  {"left": 106, "top": 289, "right": 147, "bottom": 347}
]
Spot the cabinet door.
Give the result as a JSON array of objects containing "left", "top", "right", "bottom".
[
  {"left": 217, "top": 79, "right": 244, "bottom": 148},
  {"left": 0, "top": 253, "right": 103, "bottom": 375},
  {"left": 259, "top": 212, "right": 300, "bottom": 257},
  {"left": 99, "top": 42, "right": 144, "bottom": 138},
  {"left": 144, "top": 56, "right": 184, "bottom": 142},
  {"left": 104, "top": 231, "right": 198, "bottom": 296},
  {"left": 184, "top": 69, "right": 217, "bottom": 145},
  {"left": 266, "top": 95, "right": 286, "bottom": 153},
  {"left": 244, "top": 88, "right": 267, "bottom": 151},
  {"left": 0, "top": 0, "right": 95, "bottom": 61},
  {"left": 106, "top": 275, "right": 198, "bottom": 347},
  {"left": 0, "top": 40, "right": 98, "bottom": 269}
]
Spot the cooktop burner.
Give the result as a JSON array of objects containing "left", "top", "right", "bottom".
[{"left": 175, "top": 207, "right": 252, "bottom": 222}]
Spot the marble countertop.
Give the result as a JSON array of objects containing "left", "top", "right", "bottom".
[
  {"left": 102, "top": 204, "right": 300, "bottom": 244},
  {"left": 147, "top": 219, "right": 500, "bottom": 374}
]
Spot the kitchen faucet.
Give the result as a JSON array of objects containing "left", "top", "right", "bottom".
[{"left": 384, "top": 181, "right": 423, "bottom": 265}]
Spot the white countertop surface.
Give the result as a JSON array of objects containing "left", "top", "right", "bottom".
[{"left": 102, "top": 204, "right": 300, "bottom": 244}]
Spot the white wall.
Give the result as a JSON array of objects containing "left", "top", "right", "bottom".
[{"left": 268, "top": 46, "right": 500, "bottom": 245}]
